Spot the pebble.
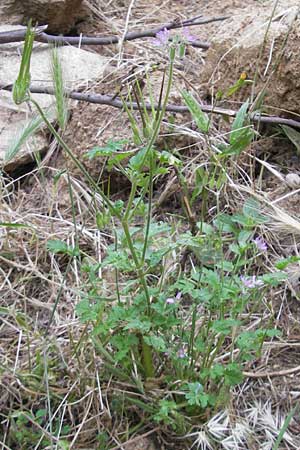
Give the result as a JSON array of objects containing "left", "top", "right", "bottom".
[{"left": 285, "top": 173, "right": 300, "bottom": 188}]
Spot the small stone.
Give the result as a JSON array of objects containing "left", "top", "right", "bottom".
[
  {"left": 0, "top": 25, "right": 109, "bottom": 171},
  {"left": 285, "top": 173, "right": 300, "bottom": 189}
]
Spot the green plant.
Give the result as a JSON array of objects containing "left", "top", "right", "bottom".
[
  {"left": 10, "top": 21, "right": 287, "bottom": 444},
  {"left": 9, "top": 409, "right": 70, "bottom": 448}
]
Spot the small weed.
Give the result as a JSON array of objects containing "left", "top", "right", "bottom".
[{"left": 2, "top": 18, "right": 295, "bottom": 449}]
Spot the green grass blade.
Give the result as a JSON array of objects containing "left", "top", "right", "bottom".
[
  {"left": 181, "top": 90, "right": 210, "bottom": 133},
  {"left": 51, "top": 46, "right": 68, "bottom": 130},
  {"left": 13, "top": 20, "right": 35, "bottom": 105},
  {"left": 5, "top": 114, "right": 45, "bottom": 162},
  {"left": 281, "top": 125, "right": 300, "bottom": 154},
  {"left": 273, "top": 404, "right": 299, "bottom": 450}
]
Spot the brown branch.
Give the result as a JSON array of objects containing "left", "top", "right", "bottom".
[
  {"left": 2, "top": 84, "right": 299, "bottom": 130},
  {"left": 243, "top": 365, "right": 300, "bottom": 378},
  {"left": 0, "top": 15, "right": 229, "bottom": 49},
  {"left": 110, "top": 427, "right": 160, "bottom": 450}
]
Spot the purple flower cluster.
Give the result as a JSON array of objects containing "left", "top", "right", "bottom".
[
  {"left": 152, "top": 27, "right": 197, "bottom": 47},
  {"left": 253, "top": 236, "right": 267, "bottom": 252},
  {"left": 152, "top": 28, "right": 170, "bottom": 47},
  {"left": 182, "top": 27, "right": 198, "bottom": 43},
  {"left": 240, "top": 275, "right": 264, "bottom": 289},
  {"left": 165, "top": 291, "right": 182, "bottom": 305},
  {"left": 177, "top": 347, "right": 187, "bottom": 359}
]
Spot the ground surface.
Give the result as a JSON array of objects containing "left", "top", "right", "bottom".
[{"left": 1, "top": 0, "right": 300, "bottom": 449}]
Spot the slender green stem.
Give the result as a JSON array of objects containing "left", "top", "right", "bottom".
[
  {"left": 45, "top": 257, "right": 73, "bottom": 334},
  {"left": 114, "top": 227, "right": 121, "bottom": 305},
  {"left": 121, "top": 220, "right": 151, "bottom": 311},
  {"left": 141, "top": 337, "right": 155, "bottom": 378},
  {"left": 141, "top": 61, "right": 174, "bottom": 263},
  {"left": 188, "top": 305, "right": 197, "bottom": 371},
  {"left": 124, "top": 180, "right": 138, "bottom": 220},
  {"left": 142, "top": 151, "right": 154, "bottom": 263},
  {"left": 206, "top": 334, "right": 226, "bottom": 370},
  {"left": 30, "top": 98, "right": 119, "bottom": 219}
]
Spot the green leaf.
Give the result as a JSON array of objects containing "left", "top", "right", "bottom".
[
  {"left": 238, "top": 230, "right": 253, "bottom": 246},
  {"left": 47, "top": 239, "right": 79, "bottom": 256},
  {"left": 242, "top": 197, "right": 268, "bottom": 224},
  {"left": 35, "top": 409, "right": 47, "bottom": 420},
  {"left": 57, "top": 441, "right": 70, "bottom": 450},
  {"left": 96, "top": 211, "right": 111, "bottom": 229},
  {"left": 146, "top": 221, "right": 171, "bottom": 238},
  {"left": 273, "top": 404, "right": 299, "bottom": 450},
  {"left": 159, "top": 150, "right": 181, "bottom": 167},
  {"left": 102, "top": 248, "right": 134, "bottom": 271},
  {"left": 123, "top": 319, "right": 151, "bottom": 333},
  {"left": 225, "top": 75, "right": 249, "bottom": 98},
  {"left": 0, "top": 222, "right": 33, "bottom": 229},
  {"left": 181, "top": 90, "right": 210, "bottom": 133},
  {"left": 0, "top": 307, "right": 10, "bottom": 316},
  {"left": 76, "top": 299, "right": 103, "bottom": 322},
  {"left": 51, "top": 47, "right": 68, "bottom": 130},
  {"left": 227, "top": 100, "right": 254, "bottom": 154},
  {"left": 212, "top": 319, "right": 241, "bottom": 335},
  {"left": 213, "top": 213, "right": 237, "bottom": 233},
  {"left": 112, "top": 200, "right": 124, "bottom": 215},
  {"left": 231, "top": 213, "right": 252, "bottom": 227},
  {"left": 154, "top": 400, "right": 178, "bottom": 426},
  {"left": 223, "top": 363, "right": 243, "bottom": 386},
  {"left": 281, "top": 125, "right": 300, "bottom": 154},
  {"left": 5, "top": 113, "right": 45, "bottom": 162},
  {"left": 275, "top": 256, "right": 300, "bottom": 270},
  {"left": 203, "top": 268, "right": 220, "bottom": 287},
  {"left": 86, "top": 139, "right": 128, "bottom": 159},
  {"left": 143, "top": 334, "right": 167, "bottom": 352},
  {"left": 111, "top": 334, "right": 139, "bottom": 361},
  {"left": 147, "top": 247, "right": 171, "bottom": 267},
  {"left": 209, "top": 364, "right": 224, "bottom": 380},
  {"left": 262, "top": 272, "right": 287, "bottom": 286},
  {"left": 129, "top": 146, "right": 151, "bottom": 170},
  {"left": 197, "top": 222, "right": 215, "bottom": 235},
  {"left": 230, "top": 101, "right": 250, "bottom": 144},
  {"left": 86, "top": 147, "right": 113, "bottom": 159},
  {"left": 225, "top": 128, "right": 254, "bottom": 155},
  {"left": 107, "top": 151, "right": 132, "bottom": 171},
  {"left": 257, "top": 328, "right": 281, "bottom": 339},
  {"left": 185, "top": 382, "right": 209, "bottom": 408},
  {"left": 215, "top": 260, "right": 234, "bottom": 272},
  {"left": 13, "top": 20, "right": 35, "bottom": 105}
]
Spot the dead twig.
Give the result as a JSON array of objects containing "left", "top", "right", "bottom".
[
  {"left": 110, "top": 426, "right": 160, "bottom": 450},
  {"left": 0, "top": 15, "right": 229, "bottom": 49},
  {"left": 243, "top": 365, "right": 300, "bottom": 378},
  {"left": 2, "top": 84, "right": 300, "bottom": 130}
]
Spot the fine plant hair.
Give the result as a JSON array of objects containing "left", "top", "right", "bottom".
[
  {"left": 50, "top": 46, "right": 68, "bottom": 131},
  {"left": 5, "top": 113, "right": 44, "bottom": 163},
  {"left": 5, "top": 44, "right": 68, "bottom": 163}
]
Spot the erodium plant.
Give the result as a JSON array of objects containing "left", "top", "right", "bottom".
[{"left": 11, "top": 22, "right": 287, "bottom": 433}]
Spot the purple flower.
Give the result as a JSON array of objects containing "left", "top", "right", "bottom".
[
  {"left": 182, "top": 27, "right": 198, "bottom": 43},
  {"left": 254, "top": 236, "right": 267, "bottom": 252},
  {"left": 152, "top": 28, "right": 170, "bottom": 47},
  {"left": 165, "top": 292, "right": 182, "bottom": 305},
  {"left": 240, "top": 275, "right": 264, "bottom": 289},
  {"left": 177, "top": 347, "right": 187, "bottom": 359}
]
